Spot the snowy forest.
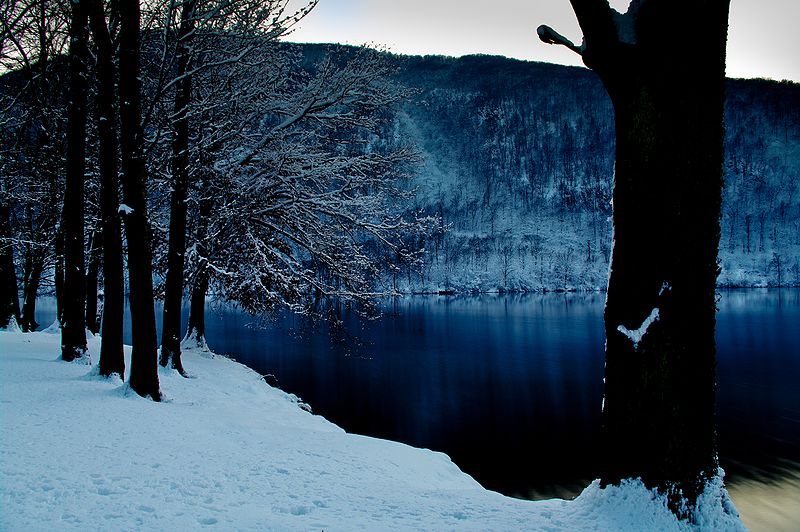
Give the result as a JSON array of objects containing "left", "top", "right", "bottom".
[
  {"left": 389, "top": 53, "right": 800, "bottom": 292},
  {"left": 3, "top": 42, "right": 799, "bottom": 339},
  {"left": 1, "top": 0, "right": 798, "bottom": 529}
]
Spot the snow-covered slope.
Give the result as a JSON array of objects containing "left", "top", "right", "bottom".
[
  {"left": 351, "top": 50, "right": 800, "bottom": 293},
  {"left": 0, "top": 329, "right": 743, "bottom": 530}
]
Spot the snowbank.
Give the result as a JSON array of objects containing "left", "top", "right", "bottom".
[{"left": 0, "top": 330, "right": 743, "bottom": 530}]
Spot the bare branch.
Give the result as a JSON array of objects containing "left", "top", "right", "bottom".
[{"left": 537, "top": 25, "right": 582, "bottom": 56}]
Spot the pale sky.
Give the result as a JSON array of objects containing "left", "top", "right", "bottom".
[{"left": 285, "top": 0, "right": 799, "bottom": 82}]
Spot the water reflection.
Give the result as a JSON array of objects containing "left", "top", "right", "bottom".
[
  {"left": 224, "top": 293, "right": 607, "bottom": 498},
  {"left": 31, "top": 290, "right": 800, "bottom": 525},
  {"left": 715, "top": 289, "right": 800, "bottom": 530},
  {"left": 726, "top": 461, "right": 800, "bottom": 532}
]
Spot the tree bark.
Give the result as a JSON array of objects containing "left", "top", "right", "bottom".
[
  {"left": 85, "top": 225, "right": 102, "bottom": 334},
  {"left": 160, "top": 0, "right": 197, "bottom": 376},
  {"left": 117, "top": 0, "right": 161, "bottom": 400},
  {"left": 20, "top": 247, "right": 44, "bottom": 331},
  {"left": 54, "top": 223, "right": 64, "bottom": 325},
  {"left": 183, "top": 158, "right": 216, "bottom": 348},
  {"left": 88, "top": 0, "right": 126, "bottom": 378},
  {"left": 184, "top": 267, "right": 209, "bottom": 347},
  {"left": 0, "top": 199, "right": 21, "bottom": 329},
  {"left": 61, "top": 0, "right": 89, "bottom": 361},
  {"left": 540, "top": 0, "right": 730, "bottom": 514}
]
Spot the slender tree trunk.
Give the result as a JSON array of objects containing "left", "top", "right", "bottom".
[
  {"left": 540, "top": 0, "right": 730, "bottom": 514},
  {"left": 183, "top": 158, "right": 216, "bottom": 348},
  {"left": 20, "top": 249, "right": 44, "bottom": 331},
  {"left": 118, "top": 0, "right": 161, "bottom": 400},
  {"left": 54, "top": 223, "right": 64, "bottom": 325},
  {"left": 61, "top": 0, "right": 89, "bottom": 361},
  {"left": 184, "top": 267, "right": 208, "bottom": 347},
  {"left": 85, "top": 225, "right": 102, "bottom": 334},
  {"left": 0, "top": 199, "right": 21, "bottom": 329},
  {"left": 160, "top": 0, "right": 197, "bottom": 376},
  {"left": 88, "top": 0, "right": 125, "bottom": 378}
]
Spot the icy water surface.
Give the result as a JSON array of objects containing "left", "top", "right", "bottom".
[{"left": 35, "top": 289, "right": 800, "bottom": 529}]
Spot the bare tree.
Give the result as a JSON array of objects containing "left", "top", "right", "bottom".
[
  {"left": 118, "top": 0, "right": 161, "bottom": 400},
  {"left": 1, "top": 0, "right": 69, "bottom": 332},
  {"left": 86, "top": 0, "right": 125, "bottom": 377},
  {"left": 175, "top": 47, "right": 436, "bottom": 346},
  {"left": 157, "top": 0, "right": 317, "bottom": 375},
  {"left": 539, "top": 0, "right": 731, "bottom": 515},
  {"left": 60, "top": 0, "right": 88, "bottom": 361},
  {"left": 0, "top": 190, "right": 21, "bottom": 329}
]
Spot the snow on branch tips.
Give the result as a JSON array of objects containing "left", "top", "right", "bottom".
[{"left": 140, "top": 40, "right": 439, "bottom": 317}]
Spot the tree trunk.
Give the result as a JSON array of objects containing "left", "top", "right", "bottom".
[
  {"left": 602, "top": 78, "right": 723, "bottom": 509},
  {"left": 0, "top": 199, "right": 21, "bottom": 329},
  {"left": 540, "top": 0, "right": 730, "bottom": 514},
  {"left": 88, "top": 0, "right": 126, "bottom": 378},
  {"left": 183, "top": 149, "right": 215, "bottom": 349},
  {"left": 160, "top": 0, "right": 197, "bottom": 377},
  {"left": 118, "top": 0, "right": 161, "bottom": 400},
  {"left": 184, "top": 267, "right": 208, "bottom": 348},
  {"left": 85, "top": 225, "right": 102, "bottom": 334},
  {"left": 54, "top": 223, "right": 64, "bottom": 326},
  {"left": 20, "top": 248, "right": 44, "bottom": 331},
  {"left": 61, "top": 0, "right": 89, "bottom": 361}
]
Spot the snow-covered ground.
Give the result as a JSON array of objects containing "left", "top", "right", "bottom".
[{"left": 0, "top": 329, "right": 744, "bottom": 531}]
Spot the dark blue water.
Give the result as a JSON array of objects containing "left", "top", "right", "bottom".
[{"left": 33, "top": 290, "right": 800, "bottom": 502}]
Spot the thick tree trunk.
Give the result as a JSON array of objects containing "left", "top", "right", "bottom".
[
  {"left": 602, "top": 81, "right": 723, "bottom": 508},
  {"left": 85, "top": 225, "right": 102, "bottom": 334},
  {"left": 88, "top": 0, "right": 125, "bottom": 378},
  {"left": 61, "top": 0, "right": 89, "bottom": 361},
  {"left": 597, "top": 3, "right": 728, "bottom": 512},
  {"left": 118, "top": 0, "right": 161, "bottom": 400},
  {"left": 600, "top": 7, "right": 729, "bottom": 512},
  {"left": 160, "top": 0, "right": 197, "bottom": 377},
  {"left": 540, "top": 0, "right": 730, "bottom": 515},
  {"left": 0, "top": 200, "right": 21, "bottom": 329}
]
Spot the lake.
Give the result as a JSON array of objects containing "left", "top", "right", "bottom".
[{"left": 33, "top": 289, "right": 800, "bottom": 529}]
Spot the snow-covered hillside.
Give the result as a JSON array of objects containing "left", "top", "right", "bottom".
[
  {"left": 336, "top": 50, "right": 800, "bottom": 293},
  {"left": 0, "top": 329, "right": 744, "bottom": 530}
]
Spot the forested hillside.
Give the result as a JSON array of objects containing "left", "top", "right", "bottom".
[
  {"left": 3, "top": 44, "right": 798, "bottom": 303},
  {"left": 331, "top": 47, "right": 799, "bottom": 292}
]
